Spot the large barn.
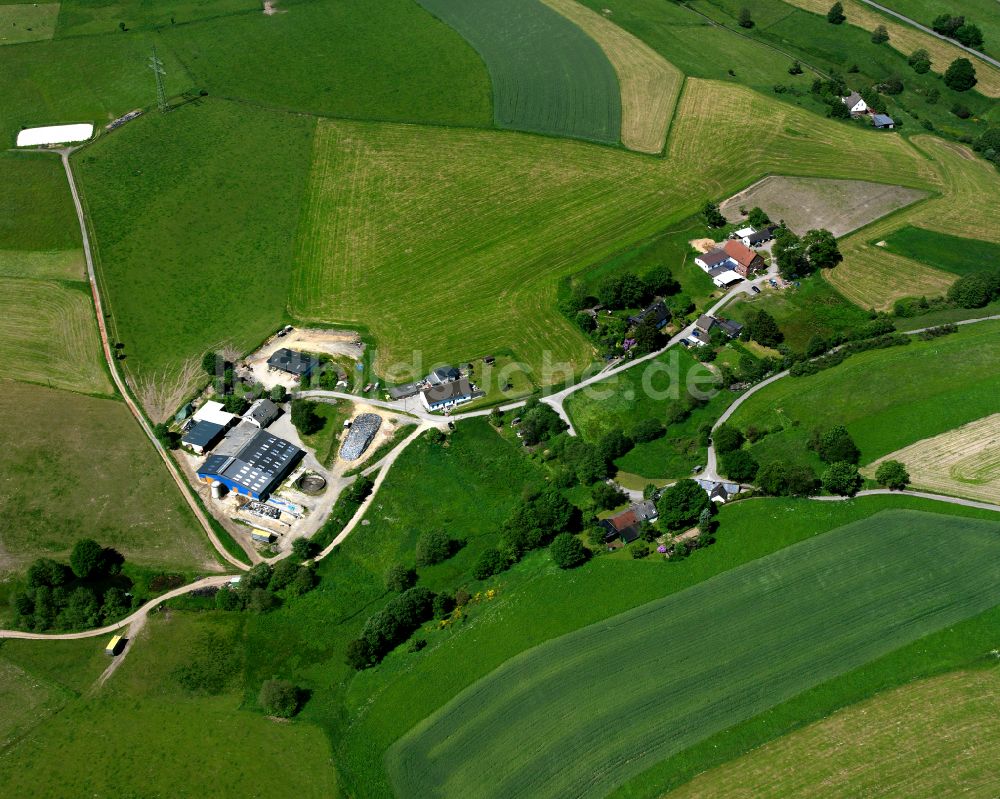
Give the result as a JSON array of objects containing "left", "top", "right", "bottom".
[{"left": 196, "top": 421, "right": 303, "bottom": 500}]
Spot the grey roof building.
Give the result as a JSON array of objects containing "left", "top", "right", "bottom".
[
  {"left": 242, "top": 398, "right": 281, "bottom": 429},
  {"left": 872, "top": 113, "right": 895, "bottom": 129},
  {"left": 716, "top": 318, "right": 744, "bottom": 339},
  {"left": 426, "top": 366, "right": 461, "bottom": 386},
  {"left": 628, "top": 301, "right": 670, "bottom": 330},
  {"left": 267, "top": 348, "right": 315, "bottom": 377},
  {"left": 182, "top": 420, "right": 225, "bottom": 455},
  {"left": 388, "top": 382, "right": 421, "bottom": 400},
  {"left": 196, "top": 421, "right": 303, "bottom": 500},
  {"left": 421, "top": 377, "right": 476, "bottom": 411}
]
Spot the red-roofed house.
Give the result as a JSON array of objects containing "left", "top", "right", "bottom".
[{"left": 723, "top": 239, "right": 765, "bottom": 277}]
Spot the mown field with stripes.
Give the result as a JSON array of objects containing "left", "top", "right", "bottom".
[
  {"left": 386, "top": 510, "right": 1000, "bottom": 799},
  {"left": 668, "top": 668, "right": 1000, "bottom": 799},
  {"left": 292, "top": 79, "right": 941, "bottom": 382},
  {"left": 825, "top": 137, "right": 1000, "bottom": 310}
]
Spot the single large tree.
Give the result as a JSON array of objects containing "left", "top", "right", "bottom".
[
  {"left": 803, "top": 229, "right": 842, "bottom": 269},
  {"left": 550, "top": 533, "right": 587, "bottom": 569},
  {"left": 69, "top": 539, "right": 103, "bottom": 579},
  {"left": 827, "top": 1, "right": 845, "bottom": 23},
  {"left": 657, "top": 479, "right": 711, "bottom": 531},
  {"left": 944, "top": 58, "right": 977, "bottom": 92},
  {"left": 875, "top": 460, "right": 910, "bottom": 490},
  {"left": 259, "top": 679, "right": 299, "bottom": 718}
]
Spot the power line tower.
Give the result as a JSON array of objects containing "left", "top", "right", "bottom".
[{"left": 148, "top": 45, "right": 168, "bottom": 113}]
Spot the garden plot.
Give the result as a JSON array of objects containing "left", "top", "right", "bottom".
[
  {"left": 865, "top": 414, "right": 1000, "bottom": 504},
  {"left": 720, "top": 176, "right": 927, "bottom": 237}
]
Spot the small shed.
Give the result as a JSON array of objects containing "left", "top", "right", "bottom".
[
  {"left": 181, "top": 420, "right": 225, "bottom": 455},
  {"left": 872, "top": 113, "right": 895, "bottom": 129}
]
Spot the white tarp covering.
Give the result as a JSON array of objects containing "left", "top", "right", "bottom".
[
  {"left": 16, "top": 123, "right": 94, "bottom": 147},
  {"left": 712, "top": 270, "right": 743, "bottom": 287}
]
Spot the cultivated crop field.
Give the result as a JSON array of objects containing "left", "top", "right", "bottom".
[
  {"left": 387, "top": 510, "right": 1000, "bottom": 799},
  {"left": 866, "top": 414, "right": 1000, "bottom": 503},
  {"left": 294, "top": 79, "right": 937, "bottom": 382},
  {"left": 826, "top": 137, "right": 1000, "bottom": 309},
  {"left": 730, "top": 320, "right": 1000, "bottom": 465},
  {"left": 668, "top": 668, "right": 1000, "bottom": 799},
  {"left": 778, "top": 0, "right": 1000, "bottom": 96},
  {"left": 0, "top": 384, "right": 217, "bottom": 574},
  {"left": 879, "top": 225, "right": 997, "bottom": 276},
  {"left": 415, "top": 0, "right": 622, "bottom": 143},
  {"left": 542, "top": 0, "right": 682, "bottom": 153},
  {"left": 720, "top": 176, "right": 927, "bottom": 237}
]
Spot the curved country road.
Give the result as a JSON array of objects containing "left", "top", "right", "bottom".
[
  {"left": 0, "top": 575, "right": 235, "bottom": 641},
  {"left": 60, "top": 148, "right": 250, "bottom": 572}
]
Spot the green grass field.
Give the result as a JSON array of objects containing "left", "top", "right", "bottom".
[
  {"left": 729, "top": 319, "right": 1000, "bottom": 467},
  {"left": 725, "top": 276, "right": 871, "bottom": 352},
  {"left": 415, "top": 0, "right": 621, "bottom": 143},
  {"left": 669, "top": 668, "right": 1000, "bottom": 798},
  {"left": 0, "top": 384, "right": 218, "bottom": 578},
  {"left": 293, "top": 79, "right": 936, "bottom": 383},
  {"left": 879, "top": 225, "right": 998, "bottom": 276},
  {"left": 565, "top": 347, "right": 731, "bottom": 479},
  {"left": 0, "top": 151, "right": 80, "bottom": 254},
  {"left": 386, "top": 509, "right": 1000, "bottom": 798},
  {"left": 76, "top": 98, "right": 315, "bottom": 412},
  {"left": 0, "top": 2, "right": 59, "bottom": 44},
  {"left": 0, "top": 612, "right": 338, "bottom": 799},
  {"left": 53, "top": 0, "right": 259, "bottom": 36},
  {"left": 162, "top": 0, "right": 492, "bottom": 128}
]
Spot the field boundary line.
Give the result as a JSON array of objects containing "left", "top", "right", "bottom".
[{"left": 60, "top": 146, "right": 250, "bottom": 572}]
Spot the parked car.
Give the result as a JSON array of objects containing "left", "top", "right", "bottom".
[{"left": 751, "top": 285, "right": 761, "bottom": 294}]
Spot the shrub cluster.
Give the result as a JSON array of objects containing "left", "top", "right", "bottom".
[
  {"left": 12, "top": 540, "right": 131, "bottom": 632},
  {"left": 346, "top": 586, "right": 435, "bottom": 669},
  {"left": 214, "top": 560, "right": 318, "bottom": 613}
]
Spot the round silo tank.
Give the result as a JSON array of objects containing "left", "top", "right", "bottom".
[{"left": 211, "top": 480, "right": 223, "bottom": 499}]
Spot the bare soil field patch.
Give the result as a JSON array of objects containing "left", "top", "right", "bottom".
[
  {"left": 721, "top": 176, "right": 927, "bottom": 237},
  {"left": 689, "top": 238, "right": 717, "bottom": 253},
  {"left": 244, "top": 327, "right": 363, "bottom": 390},
  {"left": 865, "top": 414, "right": 1000, "bottom": 504},
  {"left": 542, "top": 0, "right": 683, "bottom": 154}
]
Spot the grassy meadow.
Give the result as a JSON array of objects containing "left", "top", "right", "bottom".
[
  {"left": 415, "top": 0, "right": 621, "bottom": 143},
  {"left": 777, "top": 0, "right": 1000, "bottom": 96},
  {"left": 76, "top": 99, "right": 315, "bottom": 413},
  {"left": 386, "top": 509, "right": 1000, "bottom": 798},
  {"left": 668, "top": 668, "right": 1000, "bottom": 798},
  {"left": 162, "top": 0, "right": 492, "bottom": 128},
  {"left": 542, "top": 0, "right": 682, "bottom": 153},
  {"left": 0, "top": 384, "right": 218, "bottom": 578},
  {"left": 880, "top": 225, "right": 998, "bottom": 276},
  {"left": 293, "top": 78, "right": 939, "bottom": 383},
  {"left": 565, "top": 347, "right": 731, "bottom": 480},
  {"left": 0, "top": 612, "right": 338, "bottom": 799},
  {"left": 0, "top": 2, "right": 59, "bottom": 44},
  {"left": 53, "top": 0, "right": 260, "bottom": 36},
  {"left": 728, "top": 319, "right": 1000, "bottom": 466},
  {"left": 725, "top": 276, "right": 871, "bottom": 352},
  {"left": 872, "top": 0, "right": 1000, "bottom": 60}
]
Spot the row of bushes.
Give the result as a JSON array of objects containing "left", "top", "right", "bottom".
[
  {"left": 789, "top": 332, "right": 911, "bottom": 376},
  {"left": 213, "top": 559, "right": 318, "bottom": 613}
]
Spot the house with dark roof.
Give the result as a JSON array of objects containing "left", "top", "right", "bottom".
[
  {"left": 842, "top": 92, "right": 868, "bottom": 115},
  {"left": 722, "top": 240, "right": 765, "bottom": 277},
  {"left": 694, "top": 249, "right": 733, "bottom": 273},
  {"left": 182, "top": 420, "right": 225, "bottom": 455},
  {"left": 267, "top": 348, "right": 315, "bottom": 377},
  {"left": 242, "top": 398, "right": 280, "bottom": 429},
  {"left": 628, "top": 300, "right": 670, "bottom": 330},
  {"left": 599, "top": 509, "right": 642, "bottom": 545},
  {"left": 631, "top": 500, "right": 658, "bottom": 523},
  {"left": 715, "top": 318, "right": 744, "bottom": 339},
  {"left": 742, "top": 227, "right": 775, "bottom": 248},
  {"left": 872, "top": 113, "right": 895, "bottom": 129},
  {"left": 196, "top": 422, "right": 303, "bottom": 500},
  {"left": 388, "top": 382, "right": 421, "bottom": 400},
  {"left": 695, "top": 314, "right": 716, "bottom": 335},
  {"left": 421, "top": 377, "right": 477, "bottom": 411}
]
